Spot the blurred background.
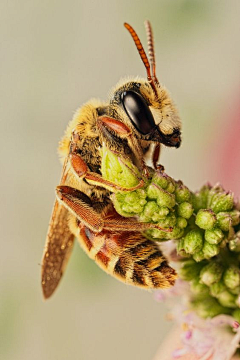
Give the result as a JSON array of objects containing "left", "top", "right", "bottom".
[{"left": 1, "top": 1, "right": 240, "bottom": 359}]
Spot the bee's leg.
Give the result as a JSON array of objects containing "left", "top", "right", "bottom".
[
  {"left": 69, "top": 151, "right": 145, "bottom": 192},
  {"left": 152, "top": 143, "right": 164, "bottom": 171},
  {"left": 97, "top": 116, "right": 150, "bottom": 177},
  {"left": 56, "top": 186, "right": 172, "bottom": 234}
]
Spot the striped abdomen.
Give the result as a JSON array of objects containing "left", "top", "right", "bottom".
[{"left": 77, "top": 225, "right": 177, "bottom": 289}]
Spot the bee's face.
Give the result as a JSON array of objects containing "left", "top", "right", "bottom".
[{"left": 110, "top": 79, "right": 182, "bottom": 148}]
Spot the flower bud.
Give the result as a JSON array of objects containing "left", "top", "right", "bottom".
[
  {"left": 193, "top": 250, "right": 205, "bottom": 262},
  {"left": 147, "top": 183, "right": 175, "bottom": 208},
  {"left": 217, "top": 290, "right": 237, "bottom": 308},
  {"left": 223, "top": 266, "right": 240, "bottom": 290},
  {"left": 200, "top": 262, "right": 223, "bottom": 286},
  {"left": 229, "top": 231, "right": 240, "bottom": 252},
  {"left": 179, "top": 260, "right": 204, "bottom": 281},
  {"left": 177, "top": 202, "right": 194, "bottom": 219},
  {"left": 177, "top": 217, "right": 188, "bottom": 229},
  {"left": 167, "top": 226, "right": 184, "bottom": 240},
  {"left": 229, "top": 286, "right": 240, "bottom": 295},
  {"left": 177, "top": 238, "right": 189, "bottom": 257},
  {"left": 101, "top": 144, "right": 140, "bottom": 187},
  {"left": 205, "top": 228, "right": 224, "bottom": 245},
  {"left": 175, "top": 181, "right": 192, "bottom": 203},
  {"left": 216, "top": 212, "right": 232, "bottom": 231},
  {"left": 192, "top": 184, "right": 211, "bottom": 212},
  {"left": 151, "top": 171, "right": 172, "bottom": 190},
  {"left": 158, "top": 213, "right": 177, "bottom": 228},
  {"left": 184, "top": 230, "right": 203, "bottom": 255},
  {"left": 165, "top": 181, "right": 176, "bottom": 194},
  {"left": 229, "top": 210, "right": 240, "bottom": 227},
  {"left": 111, "top": 193, "right": 135, "bottom": 217},
  {"left": 141, "top": 201, "right": 160, "bottom": 222},
  {"left": 210, "top": 281, "right": 227, "bottom": 298},
  {"left": 191, "top": 279, "right": 209, "bottom": 296},
  {"left": 193, "top": 296, "right": 230, "bottom": 318},
  {"left": 123, "top": 192, "right": 146, "bottom": 212},
  {"left": 202, "top": 241, "right": 220, "bottom": 259},
  {"left": 208, "top": 192, "right": 234, "bottom": 213},
  {"left": 195, "top": 209, "right": 217, "bottom": 230}
]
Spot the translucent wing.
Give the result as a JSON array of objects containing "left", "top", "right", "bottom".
[{"left": 41, "top": 158, "right": 75, "bottom": 299}]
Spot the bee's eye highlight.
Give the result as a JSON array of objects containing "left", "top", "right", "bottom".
[{"left": 121, "top": 91, "right": 156, "bottom": 135}]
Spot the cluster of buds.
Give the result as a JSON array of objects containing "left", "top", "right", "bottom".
[
  {"left": 179, "top": 185, "right": 240, "bottom": 318},
  {"left": 101, "top": 143, "right": 193, "bottom": 241},
  {"left": 101, "top": 145, "right": 240, "bottom": 319}
]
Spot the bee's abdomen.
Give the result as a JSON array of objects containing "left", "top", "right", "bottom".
[{"left": 78, "top": 226, "right": 177, "bottom": 289}]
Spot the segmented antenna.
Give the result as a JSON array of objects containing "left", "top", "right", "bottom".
[
  {"left": 144, "top": 20, "right": 159, "bottom": 86},
  {"left": 124, "top": 22, "right": 158, "bottom": 97}
]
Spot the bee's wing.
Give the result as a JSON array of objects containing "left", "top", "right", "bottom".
[{"left": 41, "top": 158, "right": 75, "bottom": 299}]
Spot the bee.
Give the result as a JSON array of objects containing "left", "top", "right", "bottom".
[{"left": 41, "top": 21, "right": 181, "bottom": 299}]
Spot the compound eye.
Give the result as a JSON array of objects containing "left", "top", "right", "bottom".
[{"left": 121, "top": 91, "right": 156, "bottom": 135}]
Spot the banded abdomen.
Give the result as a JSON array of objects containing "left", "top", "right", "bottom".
[{"left": 75, "top": 224, "right": 177, "bottom": 289}]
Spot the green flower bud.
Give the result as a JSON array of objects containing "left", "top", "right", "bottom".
[
  {"left": 205, "top": 228, "right": 224, "bottom": 245},
  {"left": 223, "top": 266, "right": 240, "bottom": 290},
  {"left": 232, "top": 309, "right": 240, "bottom": 323},
  {"left": 177, "top": 202, "right": 194, "bottom": 219},
  {"left": 229, "top": 231, "right": 240, "bottom": 252},
  {"left": 207, "top": 184, "right": 226, "bottom": 205},
  {"left": 111, "top": 193, "right": 135, "bottom": 217},
  {"left": 193, "top": 296, "right": 231, "bottom": 318},
  {"left": 217, "top": 212, "right": 232, "bottom": 231},
  {"left": 152, "top": 207, "right": 169, "bottom": 221},
  {"left": 191, "top": 279, "right": 209, "bottom": 296},
  {"left": 179, "top": 260, "right": 204, "bottom": 281},
  {"left": 217, "top": 290, "right": 237, "bottom": 308},
  {"left": 157, "top": 213, "right": 177, "bottom": 228},
  {"left": 167, "top": 226, "right": 184, "bottom": 240},
  {"left": 193, "top": 250, "right": 205, "bottom": 262},
  {"left": 175, "top": 181, "right": 192, "bottom": 203},
  {"left": 151, "top": 171, "right": 172, "bottom": 190},
  {"left": 177, "top": 217, "right": 188, "bottom": 229},
  {"left": 183, "top": 230, "right": 203, "bottom": 254},
  {"left": 229, "top": 286, "right": 240, "bottom": 295},
  {"left": 202, "top": 241, "right": 220, "bottom": 259},
  {"left": 165, "top": 181, "right": 176, "bottom": 194},
  {"left": 144, "top": 228, "right": 168, "bottom": 241},
  {"left": 147, "top": 183, "right": 175, "bottom": 208},
  {"left": 122, "top": 192, "right": 146, "bottom": 213},
  {"left": 200, "top": 262, "right": 223, "bottom": 286},
  {"left": 192, "top": 184, "right": 211, "bottom": 212},
  {"left": 141, "top": 201, "right": 160, "bottom": 222},
  {"left": 208, "top": 192, "right": 234, "bottom": 213},
  {"left": 177, "top": 238, "right": 189, "bottom": 257},
  {"left": 101, "top": 144, "right": 140, "bottom": 188},
  {"left": 195, "top": 209, "right": 217, "bottom": 230},
  {"left": 210, "top": 281, "right": 227, "bottom": 298},
  {"left": 229, "top": 210, "right": 240, "bottom": 227}
]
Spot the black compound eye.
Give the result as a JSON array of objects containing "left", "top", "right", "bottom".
[{"left": 121, "top": 91, "right": 156, "bottom": 135}]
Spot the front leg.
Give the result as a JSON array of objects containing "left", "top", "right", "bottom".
[
  {"left": 152, "top": 143, "right": 164, "bottom": 171},
  {"left": 56, "top": 186, "right": 172, "bottom": 234}
]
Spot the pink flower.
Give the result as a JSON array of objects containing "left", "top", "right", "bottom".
[{"left": 171, "top": 308, "right": 240, "bottom": 360}]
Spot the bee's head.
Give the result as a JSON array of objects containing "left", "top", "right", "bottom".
[{"left": 110, "top": 22, "right": 181, "bottom": 149}]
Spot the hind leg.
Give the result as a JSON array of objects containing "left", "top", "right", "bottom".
[{"left": 56, "top": 185, "right": 173, "bottom": 233}]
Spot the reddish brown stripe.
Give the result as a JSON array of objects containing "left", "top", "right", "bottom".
[{"left": 96, "top": 250, "right": 110, "bottom": 267}]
